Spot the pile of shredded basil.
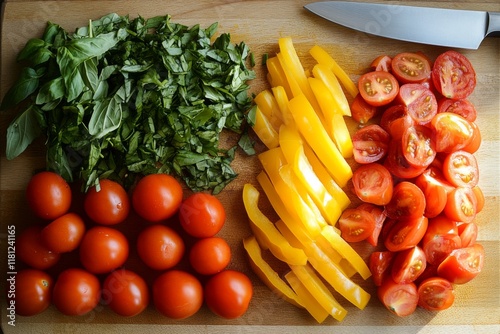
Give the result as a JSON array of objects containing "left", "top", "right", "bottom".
[{"left": 1, "top": 13, "right": 256, "bottom": 193}]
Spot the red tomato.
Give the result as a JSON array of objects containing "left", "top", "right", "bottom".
[
  {"left": 462, "top": 121, "right": 482, "bottom": 154},
  {"left": 457, "top": 222, "right": 478, "bottom": 247},
  {"left": 189, "top": 237, "right": 231, "bottom": 275},
  {"left": 384, "top": 139, "right": 426, "bottom": 179},
  {"left": 13, "top": 269, "right": 53, "bottom": 316},
  {"left": 438, "top": 98, "right": 477, "bottom": 122},
  {"left": 179, "top": 192, "right": 226, "bottom": 238},
  {"left": 401, "top": 125, "right": 436, "bottom": 168},
  {"left": 204, "top": 270, "right": 253, "bottom": 319},
  {"left": 422, "top": 215, "right": 462, "bottom": 265},
  {"left": 437, "top": 244, "right": 485, "bottom": 284},
  {"left": 472, "top": 186, "right": 485, "bottom": 213},
  {"left": 351, "top": 93, "right": 378, "bottom": 124},
  {"left": 79, "top": 226, "right": 129, "bottom": 274},
  {"left": 398, "top": 83, "right": 437, "bottom": 125},
  {"left": 443, "top": 150, "right": 479, "bottom": 188},
  {"left": 391, "top": 52, "right": 432, "bottom": 83},
  {"left": 153, "top": 270, "right": 203, "bottom": 319},
  {"left": 444, "top": 186, "right": 477, "bottom": 223},
  {"left": 358, "top": 71, "right": 399, "bottom": 106},
  {"left": 384, "top": 216, "right": 428, "bottom": 252},
  {"left": 369, "top": 251, "right": 395, "bottom": 286},
  {"left": 84, "top": 179, "right": 130, "bottom": 225},
  {"left": 358, "top": 203, "right": 386, "bottom": 247},
  {"left": 18, "top": 226, "right": 60, "bottom": 270},
  {"left": 102, "top": 269, "right": 149, "bottom": 317},
  {"left": 41, "top": 212, "right": 86, "bottom": 253},
  {"left": 380, "top": 105, "right": 413, "bottom": 140},
  {"left": 415, "top": 167, "right": 454, "bottom": 218},
  {"left": 377, "top": 277, "right": 418, "bottom": 317},
  {"left": 432, "top": 50, "right": 476, "bottom": 99},
  {"left": 352, "top": 163, "right": 393, "bottom": 206},
  {"left": 385, "top": 181, "right": 426, "bottom": 220},
  {"left": 371, "top": 54, "right": 392, "bottom": 72},
  {"left": 391, "top": 246, "right": 427, "bottom": 284},
  {"left": 26, "top": 171, "right": 71, "bottom": 220},
  {"left": 352, "top": 124, "right": 390, "bottom": 164},
  {"left": 338, "top": 208, "right": 376, "bottom": 243},
  {"left": 52, "top": 268, "right": 101, "bottom": 316},
  {"left": 132, "top": 174, "right": 183, "bottom": 222},
  {"left": 136, "top": 224, "right": 185, "bottom": 271},
  {"left": 431, "top": 112, "right": 474, "bottom": 153},
  {"left": 417, "top": 277, "right": 455, "bottom": 311}
]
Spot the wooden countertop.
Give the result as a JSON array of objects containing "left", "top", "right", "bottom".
[{"left": 1, "top": 0, "right": 499, "bottom": 333}]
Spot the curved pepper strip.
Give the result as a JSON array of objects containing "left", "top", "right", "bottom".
[
  {"left": 266, "top": 56, "right": 293, "bottom": 99},
  {"left": 271, "top": 86, "right": 294, "bottom": 126},
  {"left": 254, "top": 89, "right": 283, "bottom": 132},
  {"left": 243, "top": 183, "right": 307, "bottom": 266},
  {"left": 312, "top": 63, "right": 351, "bottom": 117},
  {"left": 253, "top": 106, "right": 279, "bottom": 149},
  {"left": 242, "top": 236, "right": 303, "bottom": 308}
]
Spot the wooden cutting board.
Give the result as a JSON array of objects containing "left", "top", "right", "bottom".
[{"left": 1, "top": 0, "right": 499, "bottom": 333}]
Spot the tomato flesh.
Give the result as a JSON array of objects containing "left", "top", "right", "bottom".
[
  {"left": 417, "top": 277, "right": 455, "bottom": 311},
  {"left": 377, "top": 277, "right": 418, "bottom": 317},
  {"left": 432, "top": 50, "right": 476, "bottom": 99},
  {"left": 358, "top": 71, "right": 399, "bottom": 106},
  {"left": 352, "top": 124, "right": 390, "bottom": 164},
  {"left": 443, "top": 150, "right": 479, "bottom": 188},
  {"left": 437, "top": 244, "right": 484, "bottom": 284},
  {"left": 352, "top": 163, "right": 393, "bottom": 206},
  {"left": 338, "top": 208, "right": 376, "bottom": 243},
  {"left": 391, "top": 52, "right": 432, "bottom": 83},
  {"left": 401, "top": 125, "right": 436, "bottom": 168},
  {"left": 398, "top": 83, "right": 437, "bottom": 125},
  {"left": 391, "top": 246, "right": 427, "bottom": 284},
  {"left": 385, "top": 181, "right": 426, "bottom": 220}
]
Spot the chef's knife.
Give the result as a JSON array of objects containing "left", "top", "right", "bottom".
[{"left": 304, "top": 1, "right": 500, "bottom": 49}]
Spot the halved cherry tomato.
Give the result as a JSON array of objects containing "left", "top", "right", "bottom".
[
  {"left": 443, "top": 150, "right": 479, "bottom": 188},
  {"left": 401, "top": 125, "right": 436, "bottom": 168},
  {"left": 391, "top": 246, "right": 427, "bottom": 284},
  {"left": 338, "top": 208, "right": 376, "bottom": 243},
  {"left": 391, "top": 52, "right": 432, "bottom": 83},
  {"left": 358, "top": 71, "right": 399, "bottom": 106},
  {"left": 457, "top": 222, "right": 478, "bottom": 247},
  {"left": 377, "top": 277, "right": 418, "bottom": 317},
  {"left": 422, "top": 215, "right": 461, "bottom": 266},
  {"left": 462, "top": 121, "right": 482, "bottom": 154},
  {"left": 444, "top": 186, "right": 477, "bottom": 223},
  {"left": 352, "top": 163, "right": 393, "bottom": 206},
  {"left": 358, "top": 203, "right": 386, "bottom": 247},
  {"left": 371, "top": 55, "right": 392, "bottom": 72},
  {"left": 437, "top": 244, "right": 484, "bottom": 284},
  {"left": 385, "top": 181, "right": 426, "bottom": 220},
  {"left": 351, "top": 93, "right": 378, "bottom": 124},
  {"left": 415, "top": 166, "right": 454, "bottom": 218},
  {"left": 384, "top": 216, "right": 428, "bottom": 252},
  {"left": 417, "top": 277, "right": 455, "bottom": 311},
  {"left": 384, "top": 139, "right": 426, "bottom": 179},
  {"left": 398, "top": 83, "right": 437, "bottom": 125},
  {"left": 380, "top": 105, "right": 413, "bottom": 140},
  {"left": 352, "top": 124, "right": 390, "bottom": 164},
  {"left": 438, "top": 98, "right": 477, "bottom": 122},
  {"left": 432, "top": 50, "right": 476, "bottom": 99},
  {"left": 472, "top": 186, "right": 485, "bottom": 213},
  {"left": 431, "top": 112, "right": 474, "bottom": 153},
  {"left": 369, "top": 251, "right": 395, "bottom": 286}
]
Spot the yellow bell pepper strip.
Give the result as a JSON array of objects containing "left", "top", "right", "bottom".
[
  {"left": 266, "top": 56, "right": 293, "bottom": 99},
  {"left": 242, "top": 183, "right": 308, "bottom": 266},
  {"left": 284, "top": 271, "right": 330, "bottom": 323},
  {"left": 253, "top": 106, "right": 279, "bottom": 149},
  {"left": 242, "top": 236, "right": 304, "bottom": 308},
  {"left": 277, "top": 52, "right": 303, "bottom": 98},
  {"left": 321, "top": 225, "right": 372, "bottom": 280},
  {"left": 308, "top": 77, "right": 354, "bottom": 158},
  {"left": 289, "top": 264, "right": 348, "bottom": 322},
  {"left": 312, "top": 63, "right": 351, "bottom": 117},
  {"left": 272, "top": 86, "right": 294, "bottom": 126},
  {"left": 254, "top": 89, "right": 283, "bottom": 132},
  {"left": 288, "top": 93, "right": 352, "bottom": 188},
  {"left": 309, "top": 44, "right": 359, "bottom": 98}
]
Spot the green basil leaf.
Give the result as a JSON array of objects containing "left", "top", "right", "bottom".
[
  {"left": 0, "top": 67, "right": 42, "bottom": 110},
  {"left": 5, "top": 104, "right": 43, "bottom": 159},
  {"left": 88, "top": 96, "right": 122, "bottom": 139}
]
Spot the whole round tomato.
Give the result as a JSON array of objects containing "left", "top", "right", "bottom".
[
  {"left": 153, "top": 270, "right": 203, "bottom": 319},
  {"left": 352, "top": 163, "right": 393, "bottom": 206},
  {"left": 84, "top": 179, "right": 130, "bottom": 225},
  {"left": 358, "top": 70, "right": 399, "bottom": 106},
  {"left": 432, "top": 50, "right": 476, "bottom": 99},
  {"left": 437, "top": 244, "right": 484, "bottom": 284},
  {"left": 391, "top": 52, "right": 432, "bottom": 84},
  {"left": 417, "top": 277, "right": 455, "bottom": 311},
  {"left": 26, "top": 171, "right": 71, "bottom": 220},
  {"left": 179, "top": 192, "right": 226, "bottom": 238},
  {"left": 189, "top": 237, "right": 231, "bottom": 275},
  {"left": 52, "top": 268, "right": 100, "bottom": 316},
  {"left": 132, "top": 174, "right": 183, "bottom": 222},
  {"left": 136, "top": 224, "right": 185, "bottom": 271},
  {"left": 377, "top": 277, "right": 418, "bottom": 317},
  {"left": 18, "top": 226, "right": 60, "bottom": 270},
  {"left": 204, "top": 270, "right": 253, "bottom": 319},
  {"left": 102, "top": 269, "right": 149, "bottom": 317},
  {"left": 79, "top": 226, "right": 129, "bottom": 274},
  {"left": 41, "top": 212, "right": 86, "bottom": 253},
  {"left": 14, "top": 269, "right": 53, "bottom": 316}
]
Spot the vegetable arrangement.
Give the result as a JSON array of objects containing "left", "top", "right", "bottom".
[{"left": 1, "top": 13, "right": 255, "bottom": 194}]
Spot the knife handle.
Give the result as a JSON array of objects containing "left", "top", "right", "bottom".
[{"left": 487, "top": 12, "right": 500, "bottom": 37}]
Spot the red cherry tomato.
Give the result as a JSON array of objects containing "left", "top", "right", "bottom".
[
  {"left": 52, "top": 268, "right": 101, "bottom": 316},
  {"left": 472, "top": 186, "right": 485, "bottom": 213},
  {"left": 422, "top": 215, "right": 462, "bottom": 266},
  {"left": 369, "top": 251, "right": 395, "bottom": 287},
  {"left": 338, "top": 208, "right": 376, "bottom": 243},
  {"left": 371, "top": 55, "right": 392, "bottom": 72},
  {"left": 385, "top": 181, "right": 426, "bottom": 220},
  {"left": 384, "top": 139, "right": 426, "bottom": 179},
  {"left": 79, "top": 226, "right": 129, "bottom": 274},
  {"left": 189, "top": 237, "right": 231, "bottom": 275},
  {"left": 414, "top": 166, "right": 454, "bottom": 218},
  {"left": 84, "top": 179, "right": 130, "bottom": 225},
  {"left": 26, "top": 171, "right": 71, "bottom": 220},
  {"left": 204, "top": 270, "right": 253, "bottom": 319},
  {"left": 352, "top": 124, "right": 390, "bottom": 164},
  {"left": 102, "top": 269, "right": 149, "bottom": 317},
  {"left": 398, "top": 83, "right": 437, "bottom": 125},
  {"left": 377, "top": 277, "right": 418, "bottom": 317},
  {"left": 438, "top": 98, "right": 477, "bottom": 122},
  {"left": 462, "top": 121, "right": 482, "bottom": 154},
  {"left": 136, "top": 224, "right": 185, "bottom": 271},
  {"left": 443, "top": 150, "right": 479, "bottom": 188},
  {"left": 179, "top": 192, "right": 226, "bottom": 238},
  {"left": 13, "top": 269, "right": 53, "bottom": 316},
  {"left": 431, "top": 112, "right": 474, "bottom": 153},
  {"left": 391, "top": 246, "right": 427, "bottom": 284},
  {"left": 153, "top": 270, "right": 203, "bottom": 319},
  {"left": 350, "top": 93, "right": 378, "bottom": 124},
  {"left": 444, "top": 186, "right": 477, "bottom": 223},
  {"left": 358, "top": 71, "right": 399, "bottom": 107},
  {"left": 384, "top": 216, "right": 428, "bottom": 252},
  {"left": 457, "top": 222, "right": 478, "bottom": 247},
  {"left": 132, "top": 174, "right": 183, "bottom": 222},
  {"left": 352, "top": 163, "right": 393, "bottom": 206},
  {"left": 380, "top": 105, "right": 413, "bottom": 140},
  {"left": 437, "top": 244, "right": 485, "bottom": 284},
  {"left": 417, "top": 277, "right": 455, "bottom": 311},
  {"left": 391, "top": 52, "right": 432, "bottom": 83},
  {"left": 432, "top": 50, "right": 476, "bottom": 99},
  {"left": 41, "top": 212, "right": 86, "bottom": 253},
  {"left": 401, "top": 125, "right": 436, "bottom": 168},
  {"left": 18, "top": 226, "right": 60, "bottom": 270},
  {"left": 358, "top": 203, "right": 386, "bottom": 247}
]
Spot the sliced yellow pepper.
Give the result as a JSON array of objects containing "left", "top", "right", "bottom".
[
  {"left": 266, "top": 56, "right": 293, "bottom": 99},
  {"left": 254, "top": 89, "right": 283, "bottom": 132},
  {"left": 309, "top": 44, "right": 359, "bottom": 98},
  {"left": 288, "top": 93, "right": 352, "bottom": 188},
  {"left": 272, "top": 86, "right": 294, "bottom": 126},
  {"left": 312, "top": 63, "right": 351, "bottom": 117},
  {"left": 284, "top": 271, "right": 330, "bottom": 323},
  {"left": 253, "top": 106, "right": 279, "bottom": 149},
  {"left": 289, "top": 264, "right": 348, "bottom": 322},
  {"left": 242, "top": 236, "right": 304, "bottom": 308},
  {"left": 277, "top": 52, "right": 302, "bottom": 98}
]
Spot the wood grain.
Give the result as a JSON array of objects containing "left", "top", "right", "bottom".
[{"left": 1, "top": 0, "right": 499, "bottom": 333}]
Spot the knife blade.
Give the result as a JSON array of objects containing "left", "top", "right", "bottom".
[{"left": 304, "top": 1, "right": 500, "bottom": 49}]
